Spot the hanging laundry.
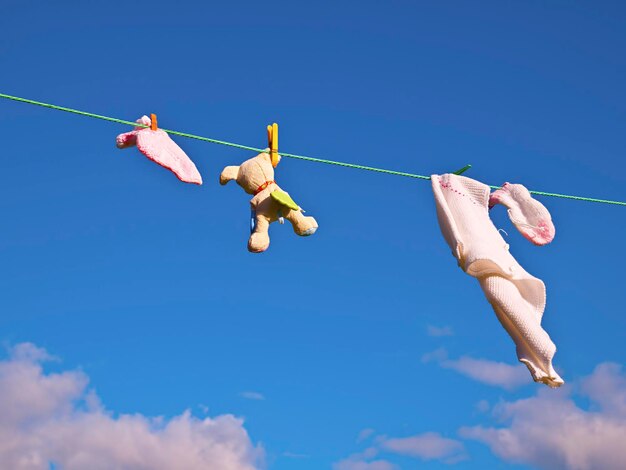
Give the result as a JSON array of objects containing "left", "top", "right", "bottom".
[
  {"left": 431, "top": 173, "right": 563, "bottom": 388},
  {"left": 220, "top": 151, "right": 318, "bottom": 253},
  {"left": 116, "top": 115, "right": 202, "bottom": 185},
  {"left": 489, "top": 183, "right": 555, "bottom": 245}
]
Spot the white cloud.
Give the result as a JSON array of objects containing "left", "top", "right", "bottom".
[
  {"left": 334, "top": 431, "right": 466, "bottom": 468},
  {"left": 198, "top": 403, "right": 210, "bottom": 414},
  {"left": 380, "top": 432, "right": 467, "bottom": 463},
  {"left": 336, "top": 363, "right": 626, "bottom": 469},
  {"left": 0, "top": 342, "right": 263, "bottom": 470},
  {"left": 333, "top": 447, "right": 392, "bottom": 470},
  {"left": 356, "top": 428, "right": 375, "bottom": 443},
  {"left": 579, "top": 363, "right": 626, "bottom": 416},
  {"left": 427, "top": 325, "right": 454, "bottom": 337},
  {"left": 460, "top": 362, "right": 626, "bottom": 470},
  {"left": 440, "top": 356, "right": 529, "bottom": 390},
  {"left": 8, "top": 342, "right": 58, "bottom": 362},
  {"left": 474, "top": 400, "right": 490, "bottom": 413},
  {"left": 239, "top": 391, "right": 265, "bottom": 401},
  {"left": 421, "top": 347, "right": 448, "bottom": 364},
  {"left": 422, "top": 348, "right": 528, "bottom": 390}
]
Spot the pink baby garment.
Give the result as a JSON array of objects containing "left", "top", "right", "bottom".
[
  {"left": 489, "top": 182, "right": 555, "bottom": 245},
  {"left": 431, "top": 173, "right": 563, "bottom": 388},
  {"left": 116, "top": 116, "right": 202, "bottom": 185}
]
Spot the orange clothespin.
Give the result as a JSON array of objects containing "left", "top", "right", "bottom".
[
  {"left": 150, "top": 113, "right": 158, "bottom": 131},
  {"left": 267, "top": 122, "right": 279, "bottom": 167}
]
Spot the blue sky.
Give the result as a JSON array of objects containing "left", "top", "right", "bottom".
[{"left": 1, "top": 1, "right": 625, "bottom": 469}]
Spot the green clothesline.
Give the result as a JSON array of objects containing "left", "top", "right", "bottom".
[{"left": 1, "top": 92, "right": 624, "bottom": 207}]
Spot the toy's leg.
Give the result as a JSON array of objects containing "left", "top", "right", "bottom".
[
  {"left": 283, "top": 209, "right": 318, "bottom": 236},
  {"left": 248, "top": 214, "right": 271, "bottom": 253},
  {"left": 478, "top": 274, "right": 563, "bottom": 388}
]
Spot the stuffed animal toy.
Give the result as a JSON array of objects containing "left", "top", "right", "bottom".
[
  {"left": 116, "top": 115, "right": 202, "bottom": 185},
  {"left": 220, "top": 151, "right": 318, "bottom": 252}
]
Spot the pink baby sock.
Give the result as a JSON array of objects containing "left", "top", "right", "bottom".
[
  {"left": 489, "top": 183, "right": 555, "bottom": 245},
  {"left": 116, "top": 116, "right": 202, "bottom": 185}
]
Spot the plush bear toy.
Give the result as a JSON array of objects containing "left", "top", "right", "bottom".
[{"left": 220, "top": 151, "right": 318, "bottom": 253}]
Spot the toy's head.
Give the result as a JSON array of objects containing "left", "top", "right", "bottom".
[{"left": 220, "top": 151, "right": 281, "bottom": 195}]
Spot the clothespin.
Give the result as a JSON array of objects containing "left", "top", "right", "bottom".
[
  {"left": 150, "top": 113, "right": 158, "bottom": 131},
  {"left": 453, "top": 164, "right": 471, "bottom": 175},
  {"left": 267, "top": 122, "right": 279, "bottom": 168}
]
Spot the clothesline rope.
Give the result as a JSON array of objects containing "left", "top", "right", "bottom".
[{"left": 1, "top": 92, "right": 624, "bottom": 207}]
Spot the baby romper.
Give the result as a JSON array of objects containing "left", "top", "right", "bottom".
[{"left": 431, "top": 173, "right": 563, "bottom": 387}]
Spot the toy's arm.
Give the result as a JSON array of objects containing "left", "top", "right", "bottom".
[{"left": 220, "top": 166, "right": 240, "bottom": 185}]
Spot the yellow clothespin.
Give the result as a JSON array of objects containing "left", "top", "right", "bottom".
[
  {"left": 150, "top": 113, "right": 158, "bottom": 131},
  {"left": 267, "top": 122, "right": 279, "bottom": 167}
]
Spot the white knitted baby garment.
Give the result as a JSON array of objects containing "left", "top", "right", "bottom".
[{"left": 431, "top": 173, "right": 563, "bottom": 388}]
